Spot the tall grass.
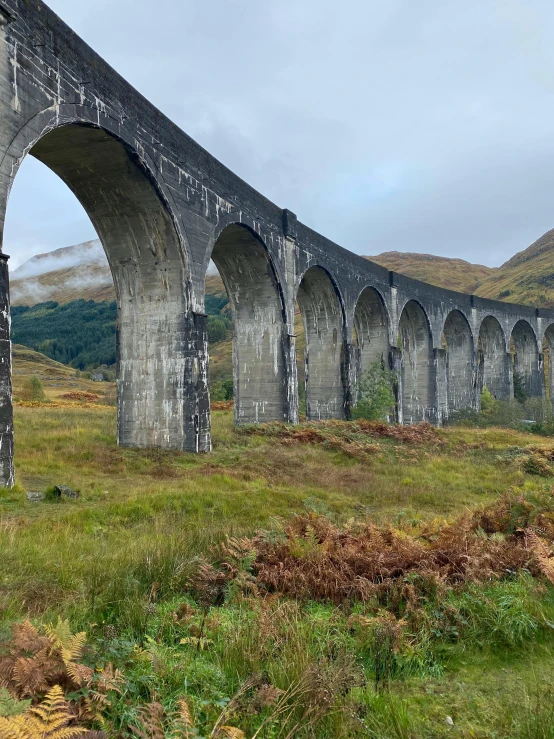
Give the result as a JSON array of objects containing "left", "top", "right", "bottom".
[{"left": 3, "top": 406, "right": 554, "bottom": 735}]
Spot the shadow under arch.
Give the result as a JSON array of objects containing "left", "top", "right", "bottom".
[
  {"left": 296, "top": 265, "right": 347, "bottom": 420},
  {"left": 443, "top": 309, "right": 475, "bottom": 415},
  {"left": 209, "top": 222, "right": 289, "bottom": 424},
  {"left": 353, "top": 285, "right": 390, "bottom": 379},
  {"left": 478, "top": 316, "right": 509, "bottom": 400},
  {"left": 398, "top": 300, "right": 435, "bottom": 424},
  {"left": 5, "top": 122, "right": 202, "bottom": 451},
  {"left": 510, "top": 319, "right": 542, "bottom": 398}
]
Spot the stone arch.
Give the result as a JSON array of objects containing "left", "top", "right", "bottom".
[
  {"left": 478, "top": 316, "right": 508, "bottom": 400},
  {"left": 510, "top": 320, "right": 542, "bottom": 398},
  {"left": 208, "top": 222, "right": 289, "bottom": 424},
  {"left": 443, "top": 310, "right": 475, "bottom": 414},
  {"left": 353, "top": 286, "right": 390, "bottom": 376},
  {"left": 296, "top": 266, "right": 346, "bottom": 420},
  {"left": 1, "top": 105, "right": 189, "bottom": 260},
  {"left": 398, "top": 300, "right": 435, "bottom": 424},
  {"left": 3, "top": 121, "right": 202, "bottom": 452}
]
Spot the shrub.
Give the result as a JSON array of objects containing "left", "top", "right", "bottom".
[
  {"left": 19, "top": 376, "right": 46, "bottom": 402},
  {"left": 480, "top": 385, "right": 496, "bottom": 415},
  {"left": 207, "top": 316, "right": 228, "bottom": 344},
  {"left": 352, "top": 363, "right": 396, "bottom": 421},
  {"left": 211, "top": 378, "right": 234, "bottom": 401},
  {"left": 453, "top": 394, "right": 537, "bottom": 430},
  {"left": 523, "top": 396, "right": 549, "bottom": 423},
  {"left": 513, "top": 370, "right": 528, "bottom": 404},
  {"left": 489, "top": 398, "right": 526, "bottom": 426}
]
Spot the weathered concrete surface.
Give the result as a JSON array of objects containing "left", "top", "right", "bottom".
[
  {"left": 397, "top": 301, "right": 436, "bottom": 424},
  {"left": 443, "top": 310, "right": 476, "bottom": 416},
  {"left": 0, "top": 255, "right": 13, "bottom": 487},
  {"left": 353, "top": 286, "right": 390, "bottom": 392},
  {"left": 543, "top": 325, "right": 554, "bottom": 412},
  {"left": 211, "top": 224, "right": 289, "bottom": 425},
  {"left": 1, "top": 0, "right": 554, "bottom": 486},
  {"left": 511, "top": 320, "right": 542, "bottom": 399},
  {"left": 297, "top": 266, "right": 346, "bottom": 420},
  {"left": 478, "top": 316, "right": 511, "bottom": 401}
]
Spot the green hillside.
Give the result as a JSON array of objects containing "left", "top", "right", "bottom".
[
  {"left": 369, "top": 228, "right": 554, "bottom": 306},
  {"left": 369, "top": 251, "right": 494, "bottom": 293},
  {"left": 474, "top": 228, "right": 554, "bottom": 306},
  {"left": 12, "top": 300, "right": 117, "bottom": 369}
]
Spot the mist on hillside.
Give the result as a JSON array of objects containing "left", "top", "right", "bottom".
[
  {"left": 10, "top": 240, "right": 112, "bottom": 306},
  {"left": 11, "top": 239, "right": 107, "bottom": 279}
]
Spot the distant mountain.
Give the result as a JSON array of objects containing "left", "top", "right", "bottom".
[
  {"left": 368, "top": 229, "right": 554, "bottom": 307},
  {"left": 368, "top": 252, "right": 495, "bottom": 294},
  {"left": 10, "top": 241, "right": 228, "bottom": 307},
  {"left": 11, "top": 240, "right": 114, "bottom": 306}
]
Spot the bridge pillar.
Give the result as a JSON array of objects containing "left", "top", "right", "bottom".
[
  {"left": 488, "top": 352, "right": 515, "bottom": 403},
  {"left": 284, "top": 331, "right": 299, "bottom": 425},
  {"left": 0, "top": 254, "right": 13, "bottom": 488},
  {"left": 390, "top": 346, "right": 403, "bottom": 423},
  {"left": 117, "top": 288, "right": 211, "bottom": 453},
  {"left": 434, "top": 348, "right": 448, "bottom": 426},
  {"left": 343, "top": 341, "right": 357, "bottom": 420}
]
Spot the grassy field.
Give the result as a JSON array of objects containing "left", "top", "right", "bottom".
[
  {"left": 3, "top": 403, "right": 554, "bottom": 737},
  {"left": 12, "top": 343, "right": 115, "bottom": 401}
]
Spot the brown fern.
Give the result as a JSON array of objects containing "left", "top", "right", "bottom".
[
  {"left": 214, "top": 728, "right": 245, "bottom": 739},
  {"left": 0, "top": 684, "right": 87, "bottom": 739},
  {"left": 525, "top": 529, "right": 554, "bottom": 584},
  {"left": 0, "top": 619, "right": 124, "bottom": 734},
  {"left": 172, "top": 698, "right": 194, "bottom": 739},
  {"left": 131, "top": 702, "right": 166, "bottom": 739}
]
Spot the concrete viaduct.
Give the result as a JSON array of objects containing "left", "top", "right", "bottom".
[{"left": 0, "top": 0, "right": 552, "bottom": 487}]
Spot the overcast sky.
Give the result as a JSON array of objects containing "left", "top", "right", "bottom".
[{"left": 5, "top": 0, "right": 554, "bottom": 269}]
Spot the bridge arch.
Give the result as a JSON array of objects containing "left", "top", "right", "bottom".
[
  {"left": 510, "top": 320, "right": 542, "bottom": 399},
  {"left": 1, "top": 112, "right": 200, "bottom": 453},
  {"left": 352, "top": 286, "right": 390, "bottom": 408},
  {"left": 353, "top": 286, "right": 390, "bottom": 368},
  {"left": 296, "top": 265, "right": 347, "bottom": 420},
  {"left": 1, "top": 105, "right": 189, "bottom": 260},
  {"left": 478, "top": 316, "right": 509, "bottom": 400},
  {"left": 398, "top": 300, "right": 435, "bottom": 424},
  {"left": 443, "top": 310, "right": 475, "bottom": 414},
  {"left": 207, "top": 222, "right": 289, "bottom": 424}
]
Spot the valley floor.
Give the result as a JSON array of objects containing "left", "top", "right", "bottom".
[{"left": 2, "top": 406, "right": 554, "bottom": 737}]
